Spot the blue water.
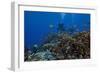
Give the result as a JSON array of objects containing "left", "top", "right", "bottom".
[{"left": 24, "top": 11, "right": 90, "bottom": 49}]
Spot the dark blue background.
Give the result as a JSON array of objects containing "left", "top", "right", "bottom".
[{"left": 24, "top": 11, "right": 90, "bottom": 49}]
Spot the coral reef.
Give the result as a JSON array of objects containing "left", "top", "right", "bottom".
[{"left": 24, "top": 23, "right": 90, "bottom": 61}]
